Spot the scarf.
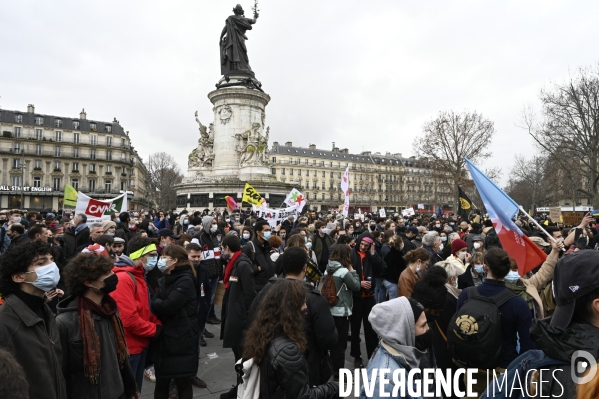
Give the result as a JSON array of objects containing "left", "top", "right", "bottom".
[
  {"left": 224, "top": 250, "right": 242, "bottom": 289},
  {"left": 77, "top": 295, "right": 129, "bottom": 383}
]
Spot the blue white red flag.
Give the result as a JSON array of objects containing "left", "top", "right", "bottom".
[{"left": 465, "top": 158, "right": 547, "bottom": 275}]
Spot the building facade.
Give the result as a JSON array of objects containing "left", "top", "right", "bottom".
[
  {"left": 0, "top": 105, "right": 149, "bottom": 211},
  {"left": 269, "top": 142, "right": 454, "bottom": 213}
]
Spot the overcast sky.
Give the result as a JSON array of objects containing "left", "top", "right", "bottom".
[{"left": 2, "top": 0, "right": 598, "bottom": 186}]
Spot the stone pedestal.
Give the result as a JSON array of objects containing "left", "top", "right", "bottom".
[{"left": 175, "top": 79, "right": 294, "bottom": 210}]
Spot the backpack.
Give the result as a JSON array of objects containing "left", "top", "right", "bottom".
[
  {"left": 321, "top": 274, "right": 338, "bottom": 306},
  {"left": 448, "top": 286, "right": 516, "bottom": 369}
]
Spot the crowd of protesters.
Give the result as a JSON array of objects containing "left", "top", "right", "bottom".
[{"left": 0, "top": 206, "right": 599, "bottom": 398}]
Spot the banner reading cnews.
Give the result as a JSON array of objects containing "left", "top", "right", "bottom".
[{"left": 75, "top": 192, "right": 128, "bottom": 223}]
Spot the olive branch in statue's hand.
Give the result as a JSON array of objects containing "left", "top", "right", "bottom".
[{"left": 252, "top": 0, "right": 260, "bottom": 19}]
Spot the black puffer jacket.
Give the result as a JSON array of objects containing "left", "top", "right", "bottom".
[
  {"left": 259, "top": 336, "right": 339, "bottom": 399},
  {"left": 381, "top": 246, "right": 407, "bottom": 283},
  {"left": 56, "top": 295, "right": 137, "bottom": 399},
  {"left": 220, "top": 253, "right": 256, "bottom": 348},
  {"left": 152, "top": 267, "right": 199, "bottom": 379}
]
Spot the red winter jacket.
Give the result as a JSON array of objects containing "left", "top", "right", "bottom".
[{"left": 111, "top": 256, "right": 161, "bottom": 355}]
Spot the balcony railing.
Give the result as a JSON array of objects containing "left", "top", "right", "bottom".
[{"left": 8, "top": 133, "right": 130, "bottom": 147}]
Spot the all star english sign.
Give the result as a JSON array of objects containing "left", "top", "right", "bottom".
[{"left": 75, "top": 191, "right": 128, "bottom": 223}]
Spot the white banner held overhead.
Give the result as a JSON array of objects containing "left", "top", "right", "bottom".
[
  {"left": 74, "top": 192, "right": 128, "bottom": 224},
  {"left": 379, "top": 208, "right": 386, "bottom": 218},
  {"left": 402, "top": 207, "right": 415, "bottom": 217},
  {"left": 417, "top": 203, "right": 424, "bottom": 210},
  {"left": 252, "top": 204, "right": 299, "bottom": 227},
  {"left": 341, "top": 166, "right": 350, "bottom": 217}
]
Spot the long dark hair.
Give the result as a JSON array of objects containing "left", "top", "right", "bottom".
[
  {"left": 161, "top": 245, "right": 196, "bottom": 277},
  {"left": 243, "top": 279, "right": 307, "bottom": 363}
]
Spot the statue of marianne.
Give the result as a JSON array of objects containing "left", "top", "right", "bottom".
[{"left": 220, "top": 4, "right": 259, "bottom": 79}]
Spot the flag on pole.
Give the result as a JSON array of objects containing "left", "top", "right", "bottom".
[
  {"left": 284, "top": 188, "right": 307, "bottom": 212},
  {"left": 341, "top": 166, "right": 350, "bottom": 217},
  {"left": 242, "top": 183, "right": 265, "bottom": 206},
  {"left": 465, "top": 158, "right": 547, "bottom": 276},
  {"left": 457, "top": 186, "right": 473, "bottom": 221},
  {"left": 63, "top": 184, "right": 78, "bottom": 207},
  {"left": 224, "top": 196, "right": 239, "bottom": 212}
]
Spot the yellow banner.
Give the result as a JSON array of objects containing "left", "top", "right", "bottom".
[
  {"left": 63, "top": 184, "right": 78, "bottom": 207},
  {"left": 242, "top": 183, "right": 264, "bottom": 206}
]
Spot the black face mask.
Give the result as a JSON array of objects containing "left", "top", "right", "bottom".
[
  {"left": 98, "top": 274, "right": 119, "bottom": 295},
  {"left": 415, "top": 329, "right": 433, "bottom": 351}
]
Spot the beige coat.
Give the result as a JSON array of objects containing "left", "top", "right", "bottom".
[{"left": 519, "top": 252, "right": 559, "bottom": 319}]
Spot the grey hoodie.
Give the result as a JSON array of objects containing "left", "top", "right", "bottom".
[
  {"left": 202, "top": 216, "right": 214, "bottom": 236},
  {"left": 368, "top": 296, "right": 425, "bottom": 369}
]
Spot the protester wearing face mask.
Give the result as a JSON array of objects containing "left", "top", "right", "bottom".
[
  {"left": 471, "top": 235, "right": 485, "bottom": 254},
  {"left": 219, "top": 234, "right": 256, "bottom": 398},
  {"left": 448, "top": 238, "right": 469, "bottom": 273},
  {"left": 360, "top": 297, "right": 431, "bottom": 398},
  {"left": 240, "top": 226, "right": 253, "bottom": 247},
  {"left": 56, "top": 252, "right": 138, "bottom": 399},
  {"left": 195, "top": 216, "right": 223, "bottom": 325},
  {"left": 0, "top": 241, "right": 67, "bottom": 399},
  {"left": 242, "top": 219, "right": 276, "bottom": 294},
  {"left": 102, "top": 220, "right": 117, "bottom": 237},
  {"left": 350, "top": 235, "right": 387, "bottom": 368},
  {"left": 151, "top": 245, "right": 198, "bottom": 399},
  {"left": 398, "top": 248, "right": 431, "bottom": 298},
  {"left": 111, "top": 237, "right": 162, "bottom": 393},
  {"left": 313, "top": 221, "right": 334, "bottom": 273},
  {"left": 457, "top": 251, "right": 485, "bottom": 290}
]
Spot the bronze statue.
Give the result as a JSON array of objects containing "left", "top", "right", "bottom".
[{"left": 220, "top": 4, "right": 259, "bottom": 79}]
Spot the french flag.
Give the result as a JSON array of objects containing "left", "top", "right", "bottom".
[{"left": 465, "top": 159, "right": 547, "bottom": 276}]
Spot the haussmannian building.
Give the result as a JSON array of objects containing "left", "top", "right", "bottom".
[
  {"left": 269, "top": 142, "right": 453, "bottom": 214},
  {"left": 0, "top": 104, "right": 149, "bottom": 211}
]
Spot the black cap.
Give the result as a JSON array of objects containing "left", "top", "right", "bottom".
[
  {"left": 550, "top": 250, "right": 599, "bottom": 329},
  {"left": 158, "top": 228, "right": 180, "bottom": 239}
]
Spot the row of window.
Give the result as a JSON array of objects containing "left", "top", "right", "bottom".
[
  {"left": 272, "top": 157, "right": 401, "bottom": 172},
  {"left": 12, "top": 127, "right": 125, "bottom": 146},
  {"left": 272, "top": 168, "right": 401, "bottom": 183},
  {"left": 12, "top": 142, "right": 125, "bottom": 161},
  {"left": 9, "top": 175, "right": 133, "bottom": 192},
  {"left": 12, "top": 159, "right": 132, "bottom": 176},
  {"left": 13, "top": 115, "right": 112, "bottom": 132}
]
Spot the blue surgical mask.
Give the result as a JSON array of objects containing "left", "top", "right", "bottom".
[
  {"left": 24, "top": 262, "right": 60, "bottom": 292},
  {"left": 306, "top": 242, "right": 312, "bottom": 249},
  {"left": 440, "top": 236, "right": 447, "bottom": 242},
  {"left": 304, "top": 237, "right": 308, "bottom": 244},
  {"left": 157, "top": 258, "right": 168, "bottom": 272},
  {"left": 263, "top": 231, "right": 271, "bottom": 241},
  {"left": 144, "top": 256, "right": 158, "bottom": 272},
  {"left": 505, "top": 270, "right": 520, "bottom": 284},
  {"left": 107, "top": 232, "right": 115, "bottom": 237},
  {"left": 474, "top": 265, "right": 485, "bottom": 274}
]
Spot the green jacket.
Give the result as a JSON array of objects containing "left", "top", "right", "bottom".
[{"left": 325, "top": 260, "right": 361, "bottom": 317}]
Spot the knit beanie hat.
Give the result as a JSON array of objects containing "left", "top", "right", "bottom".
[
  {"left": 407, "top": 298, "right": 424, "bottom": 322},
  {"left": 102, "top": 220, "right": 116, "bottom": 233},
  {"left": 411, "top": 266, "right": 448, "bottom": 310},
  {"left": 451, "top": 238, "right": 468, "bottom": 255}
]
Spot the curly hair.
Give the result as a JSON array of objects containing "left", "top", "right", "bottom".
[
  {"left": 0, "top": 241, "right": 54, "bottom": 296},
  {"left": 243, "top": 279, "right": 307, "bottom": 364},
  {"left": 63, "top": 253, "right": 115, "bottom": 296}
]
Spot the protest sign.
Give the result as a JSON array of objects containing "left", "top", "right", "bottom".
[
  {"left": 242, "top": 183, "right": 264, "bottom": 206},
  {"left": 549, "top": 207, "right": 562, "bottom": 223},
  {"left": 75, "top": 192, "right": 128, "bottom": 224},
  {"left": 252, "top": 204, "right": 299, "bottom": 227},
  {"left": 402, "top": 208, "right": 415, "bottom": 217}
]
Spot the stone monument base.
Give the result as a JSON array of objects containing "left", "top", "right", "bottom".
[{"left": 174, "top": 177, "right": 294, "bottom": 211}]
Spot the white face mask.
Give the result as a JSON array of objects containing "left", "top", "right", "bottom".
[
  {"left": 458, "top": 251, "right": 466, "bottom": 260},
  {"left": 473, "top": 242, "right": 481, "bottom": 250},
  {"left": 210, "top": 225, "right": 218, "bottom": 233},
  {"left": 24, "top": 262, "right": 60, "bottom": 292},
  {"left": 243, "top": 233, "right": 250, "bottom": 240}
]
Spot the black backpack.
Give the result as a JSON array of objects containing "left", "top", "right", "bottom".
[{"left": 448, "top": 286, "right": 515, "bottom": 369}]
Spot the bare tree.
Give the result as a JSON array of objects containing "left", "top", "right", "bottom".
[
  {"left": 147, "top": 152, "right": 183, "bottom": 210},
  {"left": 524, "top": 64, "right": 599, "bottom": 207},
  {"left": 509, "top": 155, "right": 548, "bottom": 212},
  {"left": 413, "top": 110, "right": 495, "bottom": 207}
]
